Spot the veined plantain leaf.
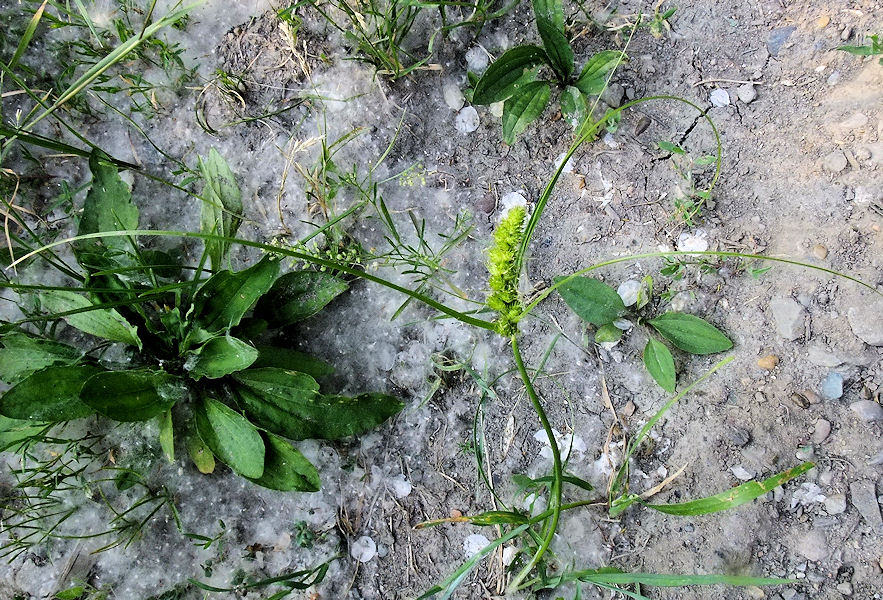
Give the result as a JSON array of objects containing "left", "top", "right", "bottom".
[
  {"left": 40, "top": 290, "right": 142, "bottom": 349},
  {"left": 247, "top": 432, "right": 320, "bottom": 492},
  {"left": 648, "top": 312, "right": 733, "bottom": 355},
  {"left": 189, "top": 255, "right": 280, "bottom": 338},
  {"left": 233, "top": 368, "right": 403, "bottom": 440},
  {"left": 80, "top": 369, "right": 185, "bottom": 421},
  {"left": 594, "top": 322, "right": 622, "bottom": 344},
  {"left": 560, "top": 85, "right": 588, "bottom": 129},
  {"left": 575, "top": 50, "right": 625, "bottom": 95},
  {"left": 0, "top": 332, "right": 82, "bottom": 384},
  {"left": 198, "top": 148, "right": 243, "bottom": 270},
  {"left": 531, "top": 0, "right": 565, "bottom": 32},
  {"left": 187, "top": 336, "right": 258, "bottom": 380},
  {"left": 535, "top": 17, "right": 573, "bottom": 81},
  {"left": 187, "top": 434, "right": 216, "bottom": 474},
  {"left": 643, "top": 338, "right": 676, "bottom": 392},
  {"left": 194, "top": 395, "right": 265, "bottom": 479},
  {"left": 472, "top": 45, "right": 548, "bottom": 105},
  {"left": 555, "top": 276, "right": 626, "bottom": 325},
  {"left": 255, "top": 270, "right": 348, "bottom": 328},
  {"left": 0, "top": 365, "right": 100, "bottom": 421},
  {"left": 251, "top": 346, "right": 335, "bottom": 378},
  {"left": 77, "top": 150, "right": 139, "bottom": 254},
  {"left": 502, "top": 80, "right": 551, "bottom": 145}
]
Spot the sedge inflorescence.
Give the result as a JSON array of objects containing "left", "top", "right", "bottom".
[{"left": 487, "top": 206, "right": 526, "bottom": 337}]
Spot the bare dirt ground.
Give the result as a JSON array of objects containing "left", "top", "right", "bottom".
[{"left": 1, "top": 0, "right": 882, "bottom": 599}]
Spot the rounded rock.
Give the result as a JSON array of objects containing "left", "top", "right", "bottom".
[
  {"left": 454, "top": 106, "right": 480, "bottom": 133},
  {"left": 351, "top": 535, "right": 377, "bottom": 562},
  {"left": 812, "top": 244, "right": 828, "bottom": 259},
  {"left": 757, "top": 354, "right": 779, "bottom": 370},
  {"left": 822, "top": 150, "right": 848, "bottom": 173}
]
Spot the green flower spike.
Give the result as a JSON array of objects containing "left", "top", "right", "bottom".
[{"left": 487, "top": 205, "right": 526, "bottom": 337}]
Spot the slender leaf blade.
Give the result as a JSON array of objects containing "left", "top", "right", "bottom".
[
  {"left": 80, "top": 370, "right": 185, "bottom": 421},
  {"left": 0, "top": 365, "right": 100, "bottom": 421},
  {"left": 554, "top": 276, "right": 626, "bottom": 325},
  {"left": 159, "top": 409, "right": 175, "bottom": 462},
  {"left": 648, "top": 312, "right": 733, "bottom": 354},
  {"left": 8, "top": 0, "right": 48, "bottom": 69},
  {"left": 40, "top": 290, "right": 142, "bottom": 349},
  {"left": 535, "top": 17, "right": 573, "bottom": 81},
  {"left": 194, "top": 395, "right": 265, "bottom": 479},
  {"left": 502, "top": 80, "right": 551, "bottom": 145},
  {"left": 575, "top": 50, "right": 625, "bottom": 95},
  {"left": 569, "top": 570, "right": 791, "bottom": 587},
  {"left": 254, "top": 270, "right": 348, "bottom": 327},
  {"left": 472, "top": 45, "right": 548, "bottom": 105},
  {"left": 247, "top": 432, "right": 320, "bottom": 492},
  {"left": 643, "top": 338, "right": 676, "bottom": 392},
  {"left": 531, "top": 0, "right": 565, "bottom": 32}
]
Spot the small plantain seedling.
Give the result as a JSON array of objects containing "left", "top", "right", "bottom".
[
  {"left": 658, "top": 139, "right": 716, "bottom": 226},
  {"left": 0, "top": 150, "right": 403, "bottom": 492},
  {"left": 838, "top": 33, "right": 883, "bottom": 64},
  {"left": 469, "top": 0, "right": 624, "bottom": 144},
  {"left": 555, "top": 274, "right": 733, "bottom": 392}
]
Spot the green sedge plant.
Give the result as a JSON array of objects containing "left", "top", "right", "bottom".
[
  {"left": 838, "top": 33, "right": 883, "bottom": 64},
  {"left": 469, "top": 0, "right": 625, "bottom": 143}
]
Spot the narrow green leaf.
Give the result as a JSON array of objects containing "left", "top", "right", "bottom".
[
  {"left": 77, "top": 150, "right": 139, "bottom": 254},
  {"left": 159, "top": 409, "right": 175, "bottom": 462},
  {"left": 251, "top": 346, "right": 335, "bottom": 378},
  {"left": 199, "top": 148, "right": 243, "bottom": 270},
  {"left": 194, "top": 395, "right": 265, "bottom": 479},
  {"left": 594, "top": 322, "right": 622, "bottom": 344},
  {"left": 472, "top": 45, "right": 549, "bottom": 105},
  {"left": 568, "top": 569, "right": 792, "bottom": 587},
  {"left": 554, "top": 276, "right": 626, "bottom": 325},
  {"left": 0, "top": 365, "right": 100, "bottom": 421},
  {"left": 657, "top": 140, "right": 685, "bottom": 154},
  {"left": 8, "top": 0, "right": 48, "bottom": 69},
  {"left": 80, "top": 370, "right": 185, "bottom": 422},
  {"left": 560, "top": 85, "right": 588, "bottom": 129},
  {"left": 233, "top": 368, "right": 403, "bottom": 440},
  {"left": 187, "top": 336, "right": 259, "bottom": 380},
  {"left": 648, "top": 312, "right": 733, "bottom": 354},
  {"left": 535, "top": 17, "right": 574, "bottom": 81},
  {"left": 254, "top": 270, "right": 348, "bottom": 328},
  {"left": 0, "top": 416, "right": 47, "bottom": 451},
  {"left": 0, "top": 332, "right": 81, "bottom": 384},
  {"left": 187, "top": 434, "right": 216, "bottom": 474},
  {"left": 40, "top": 290, "right": 142, "bottom": 349},
  {"left": 190, "top": 255, "right": 280, "bottom": 337},
  {"left": 467, "top": 510, "right": 529, "bottom": 526},
  {"left": 575, "top": 50, "right": 625, "bottom": 95},
  {"left": 502, "top": 81, "right": 551, "bottom": 145},
  {"left": 643, "top": 338, "right": 676, "bottom": 392},
  {"left": 247, "top": 432, "right": 320, "bottom": 492},
  {"left": 531, "top": 0, "right": 565, "bottom": 32},
  {"left": 140, "top": 249, "right": 183, "bottom": 279},
  {"left": 647, "top": 463, "right": 814, "bottom": 515}
]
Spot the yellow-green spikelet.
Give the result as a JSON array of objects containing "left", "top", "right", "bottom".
[{"left": 487, "top": 206, "right": 525, "bottom": 337}]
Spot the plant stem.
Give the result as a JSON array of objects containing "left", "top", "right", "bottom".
[{"left": 508, "top": 336, "right": 563, "bottom": 591}]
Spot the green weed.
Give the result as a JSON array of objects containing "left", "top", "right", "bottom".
[
  {"left": 838, "top": 33, "right": 883, "bottom": 64},
  {"left": 657, "top": 139, "right": 716, "bottom": 226}
]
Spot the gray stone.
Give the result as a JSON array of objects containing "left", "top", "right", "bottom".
[
  {"left": 836, "top": 582, "right": 853, "bottom": 596},
  {"left": 737, "top": 83, "right": 758, "bottom": 104},
  {"left": 709, "top": 88, "right": 730, "bottom": 107},
  {"left": 811, "top": 419, "right": 831, "bottom": 444},
  {"left": 849, "top": 480, "right": 883, "bottom": 531},
  {"left": 768, "top": 26, "right": 797, "bottom": 56},
  {"left": 822, "top": 150, "right": 848, "bottom": 173},
  {"left": 795, "top": 529, "right": 828, "bottom": 562},
  {"left": 847, "top": 298, "right": 883, "bottom": 345},
  {"left": 820, "top": 372, "right": 844, "bottom": 400},
  {"left": 600, "top": 83, "right": 625, "bottom": 108},
  {"left": 806, "top": 344, "right": 843, "bottom": 367},
  {"left": 770, "top": 296, "right": 805, "bottom": 340},
  {"left": 850, "top": 400, "right": 883, "bottom": 422},
  {"left": 823, "top": 493, "right": 847, "bottom": 515}
]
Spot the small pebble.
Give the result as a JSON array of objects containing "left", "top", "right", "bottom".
[
  {"left": 465, "top": 46, "right": 489, "bottom": 73},
  {"left": 731, "top": 465, "right": 756, "bottom": 481},
  {"left": 850, "top": 480, "right": 883, "bottom": 530},
  {"left": 443, "top": 82, "right": 465, "bottom": 110},
  {"left": 617, "top": 280, "right": 641, "bottom": 307},
  {"left": 816, "top": 15, "right": 830, "bottom": 29},
  {"left": 768, "top": 26, "right": 797, "bottom": 56},
  {"left": 464, "top": 533, "right": 490, "bottom": 558},
  {"left": 746, "top": 586, "right": 765, "bottom": 599},
  {"left": 737, "top": 83, "right": 757, "bottom": 104},
  {"left": 709, "top": 88, "right": 730, "bottom": 107},
  {"left": 449, "top": 508, "right": 463, "bottom": 518},
  {"left": 850, "top": 400, "right": 883, "bottom": 422},
  {"left": 824, "top": 493, "right": 847, "bottom": 515},
  {"left": 454, "top": 106, "right": 479, "bottom": 133},
  {"left": 770, "top": 296, "right": 806, "bottom": 341},
  {"left": 677, "top": 229, "right": 709, "bottom": 252},
  {"left": 840, "top": 26, "right": 852, "bottom": 41},
  {"left": 791, "top": 393, "right": 810, "bottom": 409},
  {"left": 820, "top": 372, "right": 844, "bottom": 400},
  {"left": 728, "top": 427, "right": 751, "bottom": 447},
  {"left": 757, "top": 354, "right": 779, "bottom": 370},
  {"left": 811, "top": 419, "right": 831, "bottom": 444},
  {"left": 812, "top": 244, "right": 828, "bottom": 259},
  {"left": 836, "top": 582, "right": 853, "bottom": 596},
  {"left": 795, "top": 529, "right": 828, "bottom": 562},
  {"left": 822, "top": 150, "right": 848, "bottom": 173},
  {"left": 351, "top": 536, "right": 377, "bottom": 562}
]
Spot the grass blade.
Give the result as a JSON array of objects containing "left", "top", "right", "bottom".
[{"left": 7, "top": 0, "right": 49, "bottom": 70}]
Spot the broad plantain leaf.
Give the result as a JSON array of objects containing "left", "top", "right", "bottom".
[
  {"left": 643, "top": 338, "right": 676, "bottom": 393},
  {"left": 0, "top": 332, "right": 82, "bottom": 384},
  {"left": 575, "top": 50, "right": 625, "bottom": 95},
  {"left": 555, "top": 276, "right": 626, "bottom": 325},
  {"left": 40, "top": 290, "right": 142, "bottom": 350},
  {"left": 80, "top": 369, "right": 185, "bottom": 421},
  {"left": 594, "top": 323, "right": 623, "bottom": 344},
  {"left": 560, "top": 85, "right": 588, "bottom": 129},
  {"left": 0, "top": 365, "right": 100, "bottom": 421},
  {"left": 502, "top": 80, "right": 551, "bottom": 145},
  {"left": 189, "top": 255, "right": 280, "bottom": 339},
  {"left": 535, "top": 17, "right": 573, "bottom": 81},
  {"left": 531, "top": 0, "right": 565, "bottom": 32},
  {"left": 233, "top": 368, "right": 403, "bottom": 440},
  {"left": 255, "top": 270, "right": 348, "bottom": 328},
  {"left": 187, "top": 336, "right": 258, "bottom": 380},
  {"left": 194, "top": 395, "right": 264, "bottom": 479},
  {"left": 0, "top": 416, "right": 47, "bottom": 452},
  {"left": 648, "top": 312, "right": 733, "bottom": 355},
  {"left": 187, "top": 434, "right": 216, "bottom": 474},
  {"left": 77, "top": 150, "right": 139, "bottom": 254},
  {"left": 198, "top": 148, "right": 243, "bottom": 270},
  {"left": 251, "top": 346, "right": 335, "bottom": 378},
  {"left": 247, "top": 432, "right": 320, "bottom": 492},
  {"left": 472, "top": 45, "right": 549, "bottom": 105}
]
